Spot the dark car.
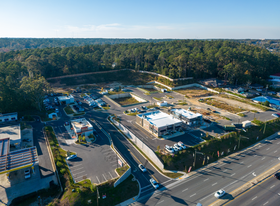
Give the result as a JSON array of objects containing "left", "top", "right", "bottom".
[{"left": 274, "top": 173, "right": 280, "bottom": 179}]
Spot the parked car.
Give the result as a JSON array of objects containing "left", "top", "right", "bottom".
[
  {"left": 150, "top": 178, "right": 159, "bottom": 189},
  {"left": 178, "top": 141, "right": 187, "bottom": 149},
  {"left": 141, "top": 106, "right": 148, "bottom": 110},
  {"left": 274, "top": 173, "right": 280, "bottom": 179},
  {"left": 214, "top": 189, "right": 225, "bottom": 198},
  {"left": 24, "top": 169, "right": 31, "bottom": 179},
  {"left": 148, "top": 108, "right": 156, "bottom": 111},
  {"left": 272, "top": 113, "right": 280, "bottom": 118},
  {"left": 138, "top": 164, "right": 147, "bottom": 172},
  {"left": 172, "top": 146, "right": 178, "bottom": 152},
  {"left": 55, "top": 108, "right": 59, "bottom": 113},
  {"left": 165, "top": 145, "right": 174, "bottom": 153},
  {"left": 174, "top": 143, "right": 182, "bottom": 151},
  {"left": 66, "top": 154, "right": 77, "bottom": 160}
]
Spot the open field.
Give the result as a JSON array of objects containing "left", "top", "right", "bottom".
[
  {"left": 203, "top": 98, "right": 246, "bottom": 114},
  {"left": 190, "top": 107, "right": 223, "bottom": 121},
  {"left": 176, "top": 87, "right": 213, "bottom": 98},
  {"left": 114, "top": 96, "right": 139, "bottom": 106}
]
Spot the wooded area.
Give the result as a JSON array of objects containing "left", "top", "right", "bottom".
[{"left": 0, "top": 39, "right": 279, "bottom": 114}]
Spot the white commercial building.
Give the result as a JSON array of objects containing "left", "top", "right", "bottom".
[
  {"left": 170, "top": 108, "right": 203, "bottom": 126},
  {"left": 71, "top": 118, "right": 93, "bottom": 137},
  {"left": 58, "top": 94, "right": 75, "bottom": 105},
  {"left": 0, "top": 112, "right": 18, "bottom": 123},
  {"left": 136, "top": 110, "right": 182, "bottom": 137}
]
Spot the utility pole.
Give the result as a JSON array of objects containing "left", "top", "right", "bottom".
[
  {"left": 193, "top": 150, "right": 196, "bottom": 168},
  {"left": 263, "top": 119, "right": 267, "bottom": 134},
  {"left": 97, "top": 187, "right": 100, "bottom": 206}
]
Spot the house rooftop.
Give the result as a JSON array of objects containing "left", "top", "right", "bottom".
[
  {"left": 137, "top": 111, "right": 181, "bottom": 128},
  {"left": 171, "top": 108, "right": 202, "bottom": 120}
]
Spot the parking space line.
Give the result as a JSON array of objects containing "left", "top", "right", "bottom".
[
  {"left": 73, "top": 171, "right": 85, "bottom": 175},
  {"left": 109, "top": 172, "right": 113, "bottom": 179},
  {"left": 96, "top": 176, "right": 101, "bottom": 184},
  {"left": 75, "top": 174, "right": 87, "bottom": 180},
  {"left": 71, "top": 167, "right": 84, "bottom": 172},
  {"left": 69, "top": 164, "right": 82, "bottom": 168},
  {"left": 103, "top": 174, "right": 107, "bottom": 181}
]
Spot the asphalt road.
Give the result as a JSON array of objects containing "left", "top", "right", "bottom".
[
  {"left": 226, "top": 175, "right": 280, "bottom": 206},
  {"left": 129, "top": 134, "right": 280, "bottom": 206}
]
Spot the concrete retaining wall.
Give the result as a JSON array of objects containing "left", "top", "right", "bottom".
[
  {"left": 114, "top": 166, "right": 131, "bottom": 187},
  {"left": 130, "top": 93, "right": 147, "bottom": 103},
  {"left": 111, "top": 118, "right": 164, "bottom": 169},
  {"left": 107, "top": 93, "right": 130, "bottom": 99},
  {"left": 105, "top": 93, "right": 147, "bottom": 107}
]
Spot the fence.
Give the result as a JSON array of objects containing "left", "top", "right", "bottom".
[
  {"left": 114, "top": 167, "right": 132, "bottom": 187},
  {"left": 111, "top": 118, "right": 164, "bottom": 170}
]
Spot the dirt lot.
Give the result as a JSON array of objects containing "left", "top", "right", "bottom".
[
  {"left": 190, "top": 107, "right": 223, "bottom": 121},
  {"left": 176, "top": 87, "right": 213, "bottom": 98},
  {"left": 114, "top": 96, "right": 139, "bottom": 106},
  {"left": 203, "top": 98, "right": 245, "bottom": 114}
]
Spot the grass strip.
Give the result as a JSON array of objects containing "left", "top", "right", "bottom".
[{"left": 64, "top": 106, "right": 74, "bottom": 114}]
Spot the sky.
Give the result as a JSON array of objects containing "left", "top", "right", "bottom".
[{"left": 1, "top": 0, "right": 280, "bottom": 39}]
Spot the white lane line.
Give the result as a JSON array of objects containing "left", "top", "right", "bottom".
[
  {"left": 263, "top": 201, "right": 269, "bottom": 205},
  {"left": 75, "top": 174, "right": 87, "bottom": 180},
  {"left": 231, "top": 173, "right": 236, "bottom": 176},
  {"left": 252, "top": 196, "right": 257, "bottom": 200},
  {"left": 141, "top": 185, "right": 152, "bottom": 190},
  {"left": 70, "top": 164, "right": 82, "bottom": 168},
  {"left": 270, "top": 185, "right": 275, "bottom": 189},
  {"left": 109, "top": 172, "right": 113, "bottom": 179},
  {"left": 190, "top": 193, "right": 196, "bottom": 197},
  {"left": 71, "top": 167, "right": 84, "bottom": 172},
  {"left": 240, "top": 161, "right": 244, "bottom": 164},
  {"left": 96, "top": 176, "right": 101, "bottom": 184},
  {"left": 204, "top": 178, "right": 209, "bottom": 182},
  {"left": 247, "top": 165, "right": 252, "bottom": 168},
  {"left": 212, "top": 182, "right": 217, "bottom": 186},
  {"left": 182, "top": 188, "right": 188, "bottom": 192},
  {"left": 274, "top": 150, "right": 278, "bottom": 153},
  {"left": 73, "top": 171, "right": 85, "bottom": 175},
  {"left": 261, "top": 157, "right": 266, "bottom": 160},
  {"left": 103, "top": 174, "right": 107, "bottom": 181},
  {"left": 223, "top": 169, "right": 228, "bottom": 172},
  {"left": 161, "top": 179, "right": 172, "bottom": 185},
  {"left": 266, "top": 148, "right": 270, "bottom": 150},
  {"left": 157, "top": 200, "right": 164, "bottom": 204}
]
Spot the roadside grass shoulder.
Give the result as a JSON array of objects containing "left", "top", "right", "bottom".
[
  {"left": 116, "top": 165, "right": 129, "bottom": 176},
  {"left": 238, "top": 113, "right": 245, "bottom": 117},
  {"left": 73, "top": 112, "right": 85, "bottom": 116},
  {"left": 153, "top": 97, "right": 162, "bottom": 101}
]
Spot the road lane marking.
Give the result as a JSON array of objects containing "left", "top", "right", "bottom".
[
  {"left": 247, "top": 165, "right": 252, "bottom": 168},
  {"left": 74, "top": 171, "right": 85, "bottom": 175},
  {"left": 240, "top": 161, "right": 244, "bottom": 164},
  {"left": 190, "top": 193, "right": 196, "bottom": 197},
  {"left": 103, "top": 174, "right": 107, "bottom": 181},
  {"left": 204, "top": 178, "right": 209, "bottom": 182},
  {"left": 270, "top": 185, "right": 275, "bottom": 189},
  {"left": 274, "top": 150, "right": 278, "bottom": 153},
  {"left": 212, "top": 182, "right": 217, "bottom": 186},
  {"left": 71, "top": 167, "right": 84, "bottom": 172},
  {"left": 141, "top": 185, "right": 152, "bottom": 190},
  {"left": 277, "top": 142, "right": 280, "bottom": 144},
  {"left": 223, "top": 169, "right": 228, "bottom": 172},
  {"left": 76, "top": 174, "right": 87, "bottom": 180},
  {"left": 96, "top": 176, "right": 100, "bottom": 184},
  {"left": 230, "top": 173, "right": 235, "bottom": 176},
  {"left": 109, "top": 172, "right": 113, "bottom": 179},
  {"left": 261, "top": 157, "right": 266, "bottom": 160},
  {"left": 263, "top": 201, "right": 269, "bottom": 205},
  {"left": 70, "top": 164, "right": 82, "bottom": 168},
  {"left": 157, "top": 200, "right": 164, "bottom": 204},
  {"left": 182, "top": 188, "right": 188, "bottom": 192},
  {"left": 252, "top": 172, "right": 256, "bottom": 176},
  {"left": 266, "top": 148, "right": 270, "bottom": 150},
  {"left": 254, "top": 155, "right": 257, "bottom": 157},
  {"left": 252, "top": 196, "right": 257, "bottom": 200}
]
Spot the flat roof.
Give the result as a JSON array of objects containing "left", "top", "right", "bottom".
[
  {"left": 0, "top": 112, "right": 17, "bottom": 117},
  {"left": 171, "top": 108, "right": 202, "bottom": 119},
  {"left": 71, "top": 118, "right": 92, "bottom": 129},
  {"left": 137, "top": 111, "right": 182, "bottom": 128},
  {"left": 0, "top": 138, "right": 9, "bottom": 156},
  {"left": 0, "top": 125, "right": 20, "bottom": 142},
  {"left": 58, "top": 95, "right": 74, "bottom": 101},
  {"left": 0, "top": 146, "right": 38, "bottom": 174}
]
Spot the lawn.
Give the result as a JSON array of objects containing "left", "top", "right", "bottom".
[
  {"left": 203, "top": 98, "right": 245, "bottom": 114},
  {"left": 64, "top": 106, "right": 75, "bottom": 114},
  {"left": 166, "top": 95, "right": 174, "bottom": 99},
  {"left": 116, "top": 165, "right": 129, "bottom": 176},
  {"left": 114, "top": 97, "right": 139, "bottom": 106},
  {"left": 73, "top": 112, "right": 85, "bottom": 116}
]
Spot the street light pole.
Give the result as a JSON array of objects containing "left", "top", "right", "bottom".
[{"left": 193, "top": 150, "right": 196, "bottom": 168}]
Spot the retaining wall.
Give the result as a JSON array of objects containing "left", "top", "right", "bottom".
[
  {"left": 114, "top": 167, "right": 132, "bottom": 187},
  {"left": 104, "top": 93, "right": 148, "bottom": 108},
  {"left": 111, "top": 118, "right": 164, "bottom": 169}
]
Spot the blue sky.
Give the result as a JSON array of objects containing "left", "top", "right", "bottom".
[{"left": 1, "top": 0, "right": 279, "bottom": 39}]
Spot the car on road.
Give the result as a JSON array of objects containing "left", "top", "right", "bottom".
[
  {"left": 178, "top": 141, "right": 187, "bottom": 149},
  {"left": 214, "top": 189, "right": 226, "bottom": 198},
  {"left": 174, "top": 143, "right": 182, "bottom": 151},
  {"left": 165, "top": 145, "right": 174, "bottom": 153},
  {"left": 66, "top": 154, "right": 77, "bottom": 160},
  {"left": 24, "top": 169, "right": 31, "bottom": 179},
  {"left": 138, "top": 164, "right": 147, "bottom": 172},
  {"left": 274, "top": 173, "right": 280, "bottom": 179},
  {"left": 150, "top": 178, "right": 159, "bottom": 189},
  {"left": 272, "top": 113, "right": 280, "bottom": 118}
]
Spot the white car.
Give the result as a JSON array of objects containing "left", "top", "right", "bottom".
[
  {"left": 150, "top": 178, "right": 159, "bottom": 189},
  {"left": 138, "top": 164, "right": 147, "bottom": 172},
  {"left": 165, "top": 145, "right": 174, "bottom": 153},
  {"left": 178, "top": 141, "right": 187, "bottom": 149},
  {"left": 174, "top": 143, "right": 182, "bottom": 151},
  {"left": 172, "top": 146, "right": 178, "bottom": 152},
  {"left": 214, "top": 189, "right": 226, "bottom": 198},
  {"left": 66, "top": 154, "right": 77, "bottom": 160},
  {"left": 24, "top": 169, "right": 31, "bottom": 179}
]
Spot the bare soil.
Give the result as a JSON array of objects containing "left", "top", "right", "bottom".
[{"left": 176, "top": 87, "right": 213, "bottom": 98}]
